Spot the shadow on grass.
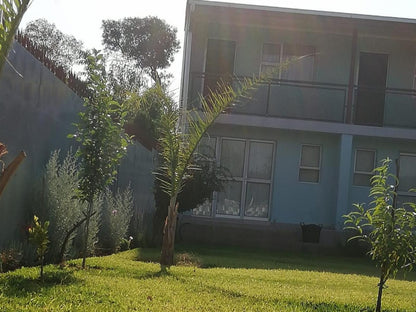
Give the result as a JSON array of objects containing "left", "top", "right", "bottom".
[
  {"left": 177, "top": 278, "right": 397, "bottom": 312},
  {"left": 0, "top": 268, "right": 79, "bottom": 297},
  {"left": 133, "top": 244, "right": 416, "bottom": 281}
]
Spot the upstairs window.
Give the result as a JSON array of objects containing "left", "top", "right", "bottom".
[
  {"left": 282, "top": 44, "right": 315, "bottom": 81},
  {"left": 260, "top": 43, "right": 315, "bottom": 81},
  {"left": 353, "top": 149, "right": 375, "bottom": 187},
  {"left": 260, "top": 43, "right": 281, "bottom": 76},
  {"left": 299, "top": 145, "right": 321, "bottom": 183}
]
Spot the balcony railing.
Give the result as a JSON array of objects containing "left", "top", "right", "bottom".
[{"left": 189, "top": 72, "right": 416, "bottom": 129}]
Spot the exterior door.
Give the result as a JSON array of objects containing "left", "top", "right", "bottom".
[
  {"left": 355, "top": 52, "right": 388, "bottom": 126},
  {"left": 203, "top": 39, "right": 235, "bottom": 97}
]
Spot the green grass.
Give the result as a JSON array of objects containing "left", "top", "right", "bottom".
[{"left": 1, "top": 245, "right": 415, "bottom": 311}]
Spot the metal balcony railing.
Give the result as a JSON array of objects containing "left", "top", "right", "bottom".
[{"left": 189, "top": 72, "right": 416, "bottom": 129}]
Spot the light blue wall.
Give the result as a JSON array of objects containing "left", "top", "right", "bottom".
[
  {"left": 348, "top": 136, "right": 416, "bottom": 215},
  {"left": 189, "top": 21, "right": 353, "bottom": 83},
  {"left": 210, "top": 125, "right": 340, "bottom": 227}
]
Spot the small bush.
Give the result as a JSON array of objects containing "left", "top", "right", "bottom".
[
  {"left": 0, "top": 246, "right": 23, "bottom": 273},
  {"left": 98, "top": 187, "right": 133, "bottom": 254},
  {"left": 44, "top": 150, "right": 86, "bottom": 261}
]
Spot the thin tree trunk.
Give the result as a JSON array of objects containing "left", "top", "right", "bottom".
[
  {"left": 81, "top": 201, "right": 93, "bottom": 269},
  {"left": 376, "top": 274, "right": 386, "bottom": 312},
  {"left": 160, "top": 197, "right": 178, "bottom": 269},
  {"left": 40, "top": 255, "right": 44, "bottom": 280},
  {"left": 0, "top": 151, "right": 26, "bottom": 197},
  {"left": 57, "top": 211, "right": 96, "bottom": 264}
]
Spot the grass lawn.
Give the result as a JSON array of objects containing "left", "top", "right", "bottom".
[{"left": 0, "top": 244, "right": 415, "bottom": 311}]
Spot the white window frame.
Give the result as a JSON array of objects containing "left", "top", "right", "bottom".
[
  {"left": 260, "top": 43, "right": 283, "bottom": 79},
  {"left": 192, "top": 136, "right": 218, "bottom": 217},
  {"left": 398, "top": 153, "right": 416, "bottom": 194},
  {"left": 260, "top": 42, "right": 315, "bottom": 81},
  {"left": 397, "top": 153, "right": 416, "bottom": 209},
  {"left": 353, "top": 149, "right": 376, "bottom": 187},
  {"left": 298, "top": 144, "right": 321, "bottom": 184},
  {"left": 213, "top": 137, "right": 275, "bottom": 221}
]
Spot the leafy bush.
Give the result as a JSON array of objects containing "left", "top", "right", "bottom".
[
  {"left": 98, "top": 187, "right": 133, "bottom": 254},
  {"left": 0, "top": 245, "right": 23, "bottom": 273}
]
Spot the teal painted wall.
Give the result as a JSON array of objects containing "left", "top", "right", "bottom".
[
  {"left": 190, "top": 21, "right": 352, "bottom": 83},
  {"left": 210, "top": 125, "right": 340, "bottom": 227},
  {"left": 348, "top": 136, "right": 416, "bottom": 215}
]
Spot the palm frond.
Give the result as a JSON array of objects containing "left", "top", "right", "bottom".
[
  {"left": 157, "top": 71, "right": 271, "bottom": 199},
  {"left": 0, "top": 0, "right": 31, "bottom": 73}
]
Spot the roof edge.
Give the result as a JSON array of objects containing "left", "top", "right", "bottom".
[{"left": 189, "top": 0, "right": 416, "bottom": 25}]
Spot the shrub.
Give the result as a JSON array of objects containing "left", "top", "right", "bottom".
[
  {"left": 98, "top": 187, "right": 133, "bottom": 254},
  {"left": 44, "top": 150, "right": 86, "bottom": 261},
  {"left": 0, "top": 245, "right": 23, "bottom": 273}
]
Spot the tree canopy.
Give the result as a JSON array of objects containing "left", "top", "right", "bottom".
[
  {"left": 102, "top": 16, "right": 180, "bottom": 86},
  {"left": 24, "top": 18, "right": 85, "bottom": 72}
]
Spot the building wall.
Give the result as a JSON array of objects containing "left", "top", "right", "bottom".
[
  {"left": 189, "top": 21, "right": 353, "bottom": 84},
  {"left": 209, "top": 125, "right": 339, "bottom": 227}
]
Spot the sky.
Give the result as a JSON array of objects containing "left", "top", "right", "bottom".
[{"left": 20, "top": 0, "right": 416, "bottom": 98}]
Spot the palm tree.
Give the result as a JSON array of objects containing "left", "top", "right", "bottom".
[{"left": 156, "top": 75, "right": 266, "bottom": 269}]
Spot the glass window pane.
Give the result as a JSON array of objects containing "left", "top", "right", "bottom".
[
  {"left": 248, "top": 142, "right": 273, "bottom": 180},
  {"left": 300, "top": 145, "right": 320, "bottom": 168},
  {"left": 260, "top": 64, "right": 278, "bottom": 76},
  {"left": 399, "top": 155, "right": 416, "bottom": 191},
  {"left": 193, "top": 199, "right": 212, "bottom": 217},
  {"left": 353, "top": 173, "right": 372, "bottom": 187},
  {"left": 216, "top": 181, "right": 242, "bottom": 216},
  {"left": 282, "top": 44, "right": 315, "bottom": 81},
  {"left": 355, "top": 150, "right": 375, "bottom": 173},
  {"left": 299, "top": 168, "right": 319, "bottom": 183},
  {"left": 220, "top": 139, "right": 245, "bottom": 177},
  {"left": 262, "top": 43, "right": 280, "bottom": 63},
  {"left": 244, "top": 183, "right": 270, "bottom": 218},
  {"left": 198, "top": 137, "right": 216, "bottom": 158}
]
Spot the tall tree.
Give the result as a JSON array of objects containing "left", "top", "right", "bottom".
[
  {"left": 69, "top": 51, "right": 129, "bottom": 268},
  {"left": 102, "top": 16, "right": 180, "bottom": 86},
  {"left": 24, "top": 18, "right": 84, "bottom": 72}
]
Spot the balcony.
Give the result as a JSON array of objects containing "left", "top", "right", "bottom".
[{"left": 189, "top": 73, "right": 416, "bottom": 129}]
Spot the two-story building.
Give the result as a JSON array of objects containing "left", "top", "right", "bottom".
[{"left": 178, "top": 0, "right": 416, "bottom": 250}]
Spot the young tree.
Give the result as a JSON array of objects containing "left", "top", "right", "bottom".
[
  {"left": 344, "top": 158, "right": 416, "bottom": 312},
  {"left": 156, "top": 76, "right": 264, "bottom": 269},
  {"left": 69, "top": 51, "right": 129, "bottom": 268},
  {"left": 23, "top": 18, "right": 85, "bottom": 72},
  {"left": 102, "top": 16, "right": 180, "bottom": 86},
  {"left": 28, "top": 215, "right": 49, "bottom": 280}
]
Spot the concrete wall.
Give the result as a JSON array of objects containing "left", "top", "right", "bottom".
[
  {"left": 0, "top": 42, "right": 155, "bottom": 248},
  {"left": 0, "top": 42, "right": 83, "bottom": 247}
]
